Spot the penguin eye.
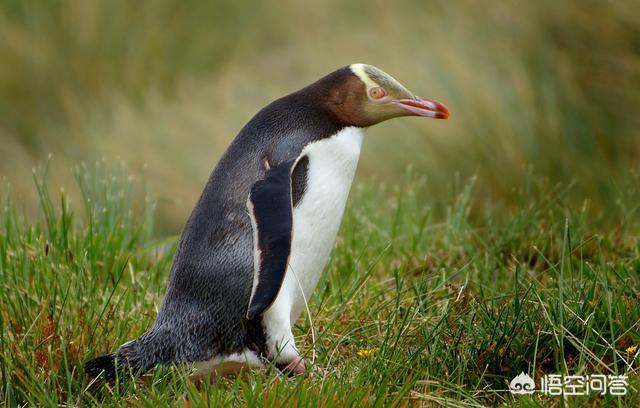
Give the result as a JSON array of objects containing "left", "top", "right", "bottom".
[{"left": 369, "top": 87, "right": 386, "bottom": 100}]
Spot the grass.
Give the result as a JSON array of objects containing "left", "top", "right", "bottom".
[{"left": 1, "top": 163, "right": 638, "bottom": 406}]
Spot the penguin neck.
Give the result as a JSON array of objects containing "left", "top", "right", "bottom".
[{"left": 247, "top": 93, "right": 348, "bottom": 144}]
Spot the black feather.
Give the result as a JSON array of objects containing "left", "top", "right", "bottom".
[{"left": 84, "top": 354, "right": 118, "bottom": 381}]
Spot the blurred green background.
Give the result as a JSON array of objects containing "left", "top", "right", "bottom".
[{"left": 1, "top": 0, "right": 639, "bottom": 233}]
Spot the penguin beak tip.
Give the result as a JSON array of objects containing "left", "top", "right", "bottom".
[{"left": 392, "top": 98, "right": 450, "bottom": 119}]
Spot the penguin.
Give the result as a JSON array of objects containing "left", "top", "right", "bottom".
[{"left": 84, "top": 63, "right": 449, "bottom": 380}]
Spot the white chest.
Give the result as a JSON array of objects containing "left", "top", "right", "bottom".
[{"left": 284, "top": 127, "right": 363, "bottom": 321}]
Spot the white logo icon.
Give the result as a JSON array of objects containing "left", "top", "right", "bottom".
[{"left": 509, "top": 372, "right": 535, "bottom": 394}]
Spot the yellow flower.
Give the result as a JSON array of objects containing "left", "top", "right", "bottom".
[
  {"left": 357, "top": 348, "right": 378, "bottom": 358},
  {"left": 626, "top": 345, "right": 637, "bottom": 354}
]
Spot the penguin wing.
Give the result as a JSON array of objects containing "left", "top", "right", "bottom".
[{"left": 246, "top": 159, "right": 296, "bottom": 320}]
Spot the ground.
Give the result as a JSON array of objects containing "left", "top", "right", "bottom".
[{"left": 1, "top": 164, "right": 638, "bottom": 407}]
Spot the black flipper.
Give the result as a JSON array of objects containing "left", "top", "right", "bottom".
[{"left": 246, "top": 160, "right": 296, "bottom": 320}]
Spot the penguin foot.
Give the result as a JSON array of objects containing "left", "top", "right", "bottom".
[{"left": 276, "top": 356, "right": 306, "bottom": 376}]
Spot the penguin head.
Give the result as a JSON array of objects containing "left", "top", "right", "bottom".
[{"left": 315, "top": 63, "right": 449, "bottom": 128}]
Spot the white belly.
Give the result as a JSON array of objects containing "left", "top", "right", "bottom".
[{"left": 283, "top": 127, "right": 363, "bottom": 322}]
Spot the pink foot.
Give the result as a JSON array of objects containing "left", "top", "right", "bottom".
[{"left": 283, "top": 356, "right": 306, "bottom": 375}]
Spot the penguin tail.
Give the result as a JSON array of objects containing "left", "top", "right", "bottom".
[
  {"left": 84, "top": 339, "right": 157, "bottom": 381},
  {"left": 84, "top": 353, "right": 119, "bottom": 381}
]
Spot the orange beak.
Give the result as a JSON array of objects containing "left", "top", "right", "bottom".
[{"left": 392, "top": 98, "right": 450, "bottom": 119}]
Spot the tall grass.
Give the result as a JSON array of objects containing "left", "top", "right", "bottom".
[
  {"left": 0, "top": 0, "right": 258, "bottom": 146},
  {"left": 1, "top": 0, "right": 638, "bottom": 232},
  {"left": 1, "top": 166, "right": 638, "bottom": 406}
]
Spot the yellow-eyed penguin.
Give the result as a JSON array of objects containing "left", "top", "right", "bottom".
[{"left": 84, "top": 63, "right": 449, "bottom": 380}]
